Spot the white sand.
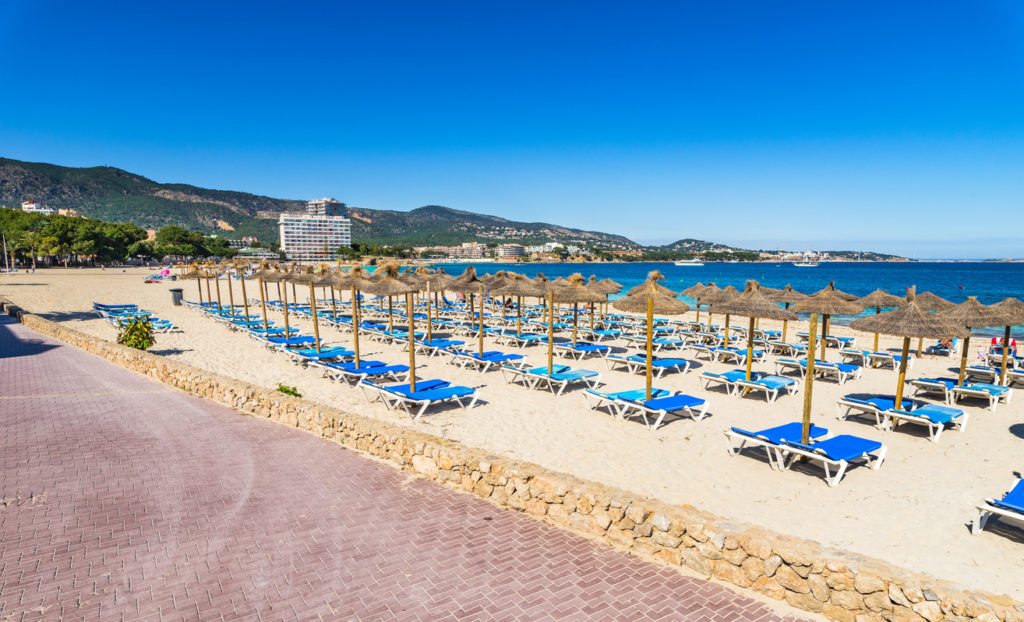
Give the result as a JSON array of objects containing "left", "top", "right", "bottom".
[{"left": 4, "top": 268, "right": 1022, "bottom": 599}]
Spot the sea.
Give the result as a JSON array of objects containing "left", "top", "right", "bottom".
[{"left": 428, "top": 261, "right": 1024, "bottom": 338}]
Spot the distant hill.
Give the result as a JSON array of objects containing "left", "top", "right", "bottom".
[{"left": 0, "top": 157, "right": 637, "bottom": 249}]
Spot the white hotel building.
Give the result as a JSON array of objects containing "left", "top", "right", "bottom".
[{"left": 279, "top": 198, "right": 352, "bottom": 263}]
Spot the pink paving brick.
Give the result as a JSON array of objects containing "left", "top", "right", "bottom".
[{"left": 0, "top": 315, "right": 816, "bottom": 621}]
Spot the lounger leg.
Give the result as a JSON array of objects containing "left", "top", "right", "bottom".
[
  {"left": 872, "top": 446, "right": 887, "bottom": 469},
  {"left": 651, "top": 411, "right": 666, "bottom": 430},
  {"left": 972, "top": 508, "right": 988, "bottom": 534},
  {"left": 959, "top": 413, "right": 969, "bottom": 433}
]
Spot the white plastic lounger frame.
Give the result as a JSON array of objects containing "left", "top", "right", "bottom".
[
  {"left": 952, "top": 385, "right": 1013, "bottom": 412},
  {"left": 972, "top": 477, "right": 1024, "bottom": 535},
  {"left": 779, "top": 443, "right": 887, "bottom": 488},
  {"left": 723, "top": 430, "right": 785, "bottom": 469},
  {"left": 619, "top": 397, "right": 708, "bottom": 430},
  {"left": 734, "top": 378, "right": 798, "bottom": 403}
]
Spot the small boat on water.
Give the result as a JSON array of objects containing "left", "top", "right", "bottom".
[
  {"left": 674, "top": 259, "right": 704, "bottom": 267},
  {"left": 793, "top": 261, "right": 819, "bottom": 268}
]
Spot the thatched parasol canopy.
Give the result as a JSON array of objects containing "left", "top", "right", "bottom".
[
  {"left": 613, "top": 271, "right": 690, "bottom": 399},
  {"left": 494, "top": 273, "right": 547, "bottom": 298},
  {"left": 857, "top": 289, "right": 904, "bottom": 309},
  {"left": 939, "top": 297, "right": 1010, "bottom": 328},
  {"left": 913, "top": 291, "right": 955, "bottom": 312},
  {"left": 552, "top": 274, "right": 606, "bottom": 305},
  {"left": 715, "top": 281, "right": 798, "bottom": 321},
  {"left": 849, "top": 296, "right": 968, "bottom": 339},
  {"left": 792, "top": 282, "right": 864, "bottom": 315},
  {"left": 448, "top": 266, "right": 487, "bottom": 294},
  {"left": 988, "top": 297, "right": 1024, "bottom": 322},
  {"left": 768, "top": 284, "right": 807, "bottom": 304},
  {"left": 681, "top": 282, "right": 709, "bottom": 299},
  {"left": 590, "top": 276, "right": 622, "bottom": 295},
  {"left": 361, "top": 263, "right": 417, "bottom": 297}
]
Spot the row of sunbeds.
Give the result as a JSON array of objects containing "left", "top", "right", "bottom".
[{"left": 93, "top": 303, "right": 178, "bottom": 332}]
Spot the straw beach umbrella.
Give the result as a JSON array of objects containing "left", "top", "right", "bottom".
[
  {"left": 801, "top": 282, "right": 865, "bottom": 361},
  {"left": 704, "top": 285, "right": 739, "bottom": 344},
  {"left": 553, "top": 274, "right": 606, "bottom": 346},
  {"left": 450, "top": 266, "right": 490, "bottom": 356},
  {"left": 912, "top": 291, "right": 955, "bottom": 357},
  {"left": 682, "top": 282, "right": 709, "bottom": 323},
  {"left": 530, "top": 273, "right": 561, "bottom": 375},
  {"left": 938, "top": 297, "right": 1011, "bottom": 386},
  {"left": 856, "top": 289, "right": 905, "bottom": 352},
  {"left": 715, "top": 281, "right": 798, "bottom": 381},
  {"left": 612, "top": 271, "right": 689, "bottom": 400},
  {"left": 287, "top": 265, "right": 326, "bottom": 352},
  {"left": 768, "top": 284, "right": 807, "bottom": 342},
  {"left": 333, "top": 266, "right": 373, "bottom": 368},
  {"left": 850, "top": 288, "right": 968, "bottom": 410},
  {"left": 989, "top": 297, "right": 1024, "bottom": 385},
  {"left": 493, "top": 272, "right": 546, "bottom": 338},
  {"left": 180, "top": 263, "right": 206, "bottom": 305},
  {"left": 253, "top": 261, "right": 276, "bottom": 330},
  {"left": 362, "top": 263, "right": 421, "bottom": 390}
]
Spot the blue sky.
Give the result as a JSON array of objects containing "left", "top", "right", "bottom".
[{"left": 2, "top": 1, "right": 1023, "bottom": 258}]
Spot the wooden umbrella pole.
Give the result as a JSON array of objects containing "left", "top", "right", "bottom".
[
  {"left": 282, "top": 280, "right": 291, "bottom": 339},
  {"left": 917, "top": 337, "right": 924, "bottom": 359},
  {"left": 801, "top": 313, "right": 818, "bottom": 443},
  {"left": 572, "top": 303, "right": 578, "bottom": 347},
  {"left": 205, "top": 275, "right": 213, "bottom": 308},
  {"left": 291, "top": 282, "right": 296, "bottom": 303},
  {"left": 645, "top": 296, "right": 654, "bottom": 401},
  {"left": 781, "top": 303, "right": 789, "bottom": 342},
  {"left": 197, "top": 279, "right": 203, "bottom": 304},
  {"left": 589, "top": 302, "right": 594, "bottom": 332},
  {"left": 388, "top": 296, "right": 393, "bottom": 333},
  {"left": 351, "top": 285, "right": 361, "bottom": 368},
  {"left": 239, "top": 270, "right": 250, "bottom": 322},
  {"left": 407, "top": 292, "right": 416, "bottom": 392},
  {"left": 957, "top": 331, "right": 971, "bottom": 386},
  {"left": 547, "top": 291, "right": 555, "bottom": 375},
  {"left": 873, "top": 306, "right": 881, "bottom": 352},
  {"left": 309, "top": 282, "right": 321, "bottom": 352},
  {"left": 516, "top": 296, "right": 521, "bottom": 337},
  {"left": 724, "top": 314, "right": 731, "bottom": 345},
  {"left": 214, "top": 273, "right": 223, "bottom": 311},
  {"left": 478, "top": 286, "right": 485, "bottom": 357},
  {"left": 820, "top": 314, "right": 829, "bottom": 361},
  {"left": 426, "top": 282, "right": 433, "bottom": 343},
  {"left": 894, "top": 337, "right": 911, "bottom": 422},
  {"left": 258, "top": 277, "right": 268, "bottom": 330},
  {"left": 330, "top": 286, "right": 338, "bottom": 322},
  {"left": 1000, "top": 326, "right": 1011, "bottom": 385},
  {"left": 276, "top": 282, "right": 281, "bottom": 301},
  {"left": 695, "top": 302, "right": 700, "bottom": 323},
  {"left": 745, "top": 316, "right": 755, "bottom": 381},
  {"left": 226, "top": 269, "right": 235, "bottom": 317}
]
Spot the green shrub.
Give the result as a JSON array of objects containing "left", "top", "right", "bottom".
[
  {"left": 276, "top": 383, "right": 302, "bottom": 397},
  {"left": 116, "top": 317, "right": 155, "bottom": 350}
]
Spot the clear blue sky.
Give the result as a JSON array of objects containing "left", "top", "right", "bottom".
[{"left": 2, "top": 1, "right": 1023, "bottom": 258}]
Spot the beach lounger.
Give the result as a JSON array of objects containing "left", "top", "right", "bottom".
[
  {"left": 966, "top": 365, "right": 1000, "bottom": 384},
  {"left": 315, "top": 359, "right": 410, "bottom": 384},
  {"left": 767, "top": 341, "right": 806, "bottom": 356},
  {"left": 261, "top": 335, "right": 316, "bottom": 347},
  {"left": 554, "top": 342, "right": 611, "bottom": 360},
  {"left": 1007, "top": 369, "right": 1024, "bottom": 387},
  {"left": 500, "top": 364, "right": 571, "bottom": 389},
  {"left": 605, "top": 354, "right": 691, "bottom": 378},
  {"left": 582, "top": 388, "right": 671, "bottom": 416},
  {"left": 734, "top": 375, "right": 798, "bottom": 402},
  {"left": 973, "top": 477, "right": 1024, "bottom": 534},
  {"left": 494, "top": 332, "right": 545, "bottom": 348},
  {"left": 867, "top": 351, "right": 914, "bottom": 371},
  {"left": 773, "top": 358, "right": 806, "bottom": 378},
  {"left": 836, "top": 395, "right": 916, "bottom": 425},
  {"left": 724, "top": 422, "right": 829, "bottom": 469},
  {"left": 689, "top": 344, "right": 716, "bottom": 361},
  {"left": 882, "top": 404, "right": 968, "bottom": 442},
  {"left": 414, "top": 339, "right": 466, "bottom": 357},
  {"left": 840, "top": 349, "right": 870, "bottom": 365},
  {"left": 925, "top": 338, "right": 959, "bottom": 357},
  {"left": 361, "top": 379, "right": 479, "bottom": 420},
  {"left": 617, "top": 393, "right": 708, "bottom": 430},
  {"left": 813, "top": 361, "right": 862, "bottom": 384},
  {"left": 909, "top": 377, "right": 957, "bottom": 403},
  {"left": 652, "top": 337, "right": 688, "bottom": 352},
  {"left": 582, "top": 329, "right": 622, "bottom": 342},
  {"left": 952, "top": 383, "right": 1013, "bottom": 411},
  {"left": 503, "top": 366, "right": 600, "bottom": 395},
  {"left": 281, "top": 346, "right": 354, "bottom": 364},
  {"left": 779, "top": 435, "right": 887, "bottom": 487},
  {"left": 443, "top": 349, "right": 526, "bottom": 373},
  {"left": 699, "top": 369, "right": 751, "bottom": 395}
]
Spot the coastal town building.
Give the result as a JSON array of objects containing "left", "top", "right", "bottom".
[
  {"left": 57, "top": 208, "right": 80, "bottom": 217},
  {"left": 228, "top": 236, "right": 259, "bottom": 249},
  {"left": 496, "top": 244, "right": 525, "bottom": 258},
  {"left": 279, "top": 198, "right": 352, "bottom": 263},
  {"left": 21, "top": 200, "right": 55, "bottom": 215}
]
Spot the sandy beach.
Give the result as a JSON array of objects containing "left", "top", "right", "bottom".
[{"left": 4, "top": 267, "right": 1022, "bottom": 599}]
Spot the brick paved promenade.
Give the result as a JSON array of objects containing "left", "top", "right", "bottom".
[{"left": 0, "top": 315, "right": 814, "bottom": 621}]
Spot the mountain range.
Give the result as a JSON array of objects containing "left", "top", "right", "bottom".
[{"left": 0, "top": 157, "right": 638, "bottom": 249}]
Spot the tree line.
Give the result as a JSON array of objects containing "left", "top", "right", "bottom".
[{"left": 0, "top": 208, "right": 237, "bottom": 268}]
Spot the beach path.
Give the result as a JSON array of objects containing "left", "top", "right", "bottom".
[{"left": 0, "top": 315, "right": 815, "bottom": 621}]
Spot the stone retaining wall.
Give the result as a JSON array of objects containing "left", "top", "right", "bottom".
[{"left": 3, "top": 297, "right": 1022, "bottom": 622}]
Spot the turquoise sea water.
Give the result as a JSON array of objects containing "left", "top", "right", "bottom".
[{"left": 431, "top": 261, "right": 1024, "bottom": 338}]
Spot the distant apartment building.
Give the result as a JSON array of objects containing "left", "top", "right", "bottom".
[
  {"left": 21, "top": 200, "right": 55, "bottom": 215},
  {"left": 496, "top": 244, "right": 525, "bottom": 258},
  {"left": 228, "top": 236, "right": 259, "bottom": 249},
  {"left": 279, "top": 198, "right": 352, "bottom": 262},
  {"left": 57, "top": 208, "right": 80, "bottom": 217}
]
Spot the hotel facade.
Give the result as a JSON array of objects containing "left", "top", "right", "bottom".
[{"left": 279, "top": 198, "right": 352, "bottom": 263}]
